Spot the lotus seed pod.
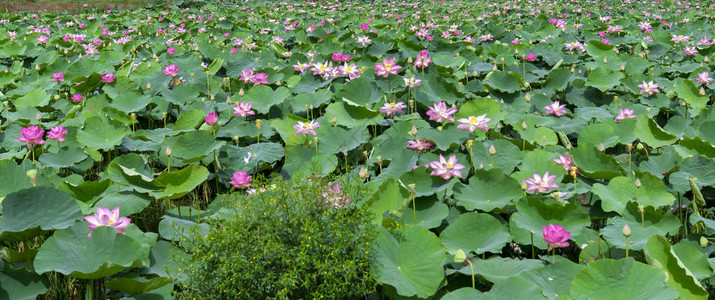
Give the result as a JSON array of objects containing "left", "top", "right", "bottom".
[
  {"left": 701, "top": 236, "right": 709, "bottom": 248},
  {"left": 636, "top": 143, "right": 644, "bottom": 150},
  {"left": 453, "top": 249, "right": 467, "bottom": 263}
]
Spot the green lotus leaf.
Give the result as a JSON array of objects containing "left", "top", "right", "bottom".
[
  {"left": 674, "top": 78, "right": 708, "bottom": 117},
  {"left": 470, "top": 139, "right": 523, "bottom": 173},
  {"left": 365, "top": 178, "right": 409, "bottom": 225},
  {"left": 161, "top": 84, "right": 199, "bottom": 106},
  {"left": 243, "top": 85, "right": 291, "bottom": 114},
  {"left": 672, "top": 240, "right": 713, "bottom": 281},
  {"left": 0, "top": 160, "right": 33, "bottom": 197},
  {"left": 585, "top": 67, "right": 623, "bottom": 92},
  {"left": 637, "top": 147, "right": 679, "bottom": 179},
  {"left": 677, "top": 137, "right": 715, "bottom": 159},
  {"left": 324, "top": 102, "right": 382, "bottom": 128},
  {"left": 173, "top": 109, "right": 207, "bottom": 132},
  {"left": 292, "top": 88, "right": 333, "bottom": 112},
  {"left": 634, "top": 115, "right": 677, "bottom": 148},
  {"left": 440, "top": 212, "right": 510, "bottom": 255},
  {"left": 336, "top": 76, "right": 381, "bottom": 107},
  {"left": 524, "top": 126, "right": 559, "bottom": 146},
  {"left": 34, "top": 224, "right": 150, "bottom": 279},
  {"left": 570, "top": 258, "right": 677, "bottom": 300},
  {"left": 0, "top": 262, "right": 48, "bottom": 300},
  {"left": 690, "top": 214, "right": 715, "bottom": 236},
  {"left": 417, "top": 125, "right": 470, "bottom": 150},
  {"left": 109, "top": 92, "right": 151, "bottom": 114},
  {"left": 316, "top": 125, "right": 369, "bottom": 154},
  {"left": 169, "top": 130, "right": 225, "bottom": 163},
  {"left": 521, "top": 256, "right": 585, "bottom": 300},
  {"left": 644, "top": 235, "right": 709, "bottom": 299},
  {"left": 106, "top": 276, "right": 171, "bottom": 296},
  {"left": 416, "top": 69, "right": 464, "bottom": 105},
  {"left": 293, "top": 153, "right": 338, "bottom": 179},
  {"left": 443, "top": 276, "right": 545, "bottom": 300},
  {"left": 578, "top": 122, "right": 618, "bottom": 149},
  {"left": 510, "top": 198, "right": 591, "bottom": 249},
  {"left": 483, "top": 70, "right": 522, "bottom": 93},
  {"left": 585, "top": 40, "right": 616, "bottom": 58},
  {"left": 93, "top": 191, "right": 152, "bottom": 216},
  {"left": 668, "top": 155, "right": 715, "bottom": 193},
  {"left": 371, "top": 226, "right": 446, "bottom": 298},
  {"left": 220, "top": 143, "right": 285, "bottom": 172},
  {"left": 77, "top": 116, "right": 131, "bottom": 151},
  {"left": 399, "top": 166, "right": 451, "bottom": 197},
  {"left": 541, "top": 68, "right": 574, "bottom": 94},
  {"left": 38, "top": 146, "right": 88, "bottom": 169},
  {"left": 0, "top": 187, "right": 82, "bottom": 241},
  {"left": 453, "top": 169, "right": 524, "bottom": 212},
  {"left": 150, "top": 164, "right": 209, "bottom": 200},
  {"left": 144, "top": 240, "right": 187, "bottom": 278},
  {"left": 601, "top": 203, "right": 680, "bottom": 251},
  {"left": 453, "top": 257, "right": 544, "bottom": 283},
  {"left": 401, "top": 196, "right": 448, "bottom": 229},
  {"left": 14, "top": 90, "right": 50, "bottom": 109},
  {"left": 455, "top": 97, "right": 506, "bottom": 124},
  {"left": 158, "top": 215, "right": 209, "bottom": 242},
  {"left": 571, "top": 144, "right": 623, "bottom": 179}
]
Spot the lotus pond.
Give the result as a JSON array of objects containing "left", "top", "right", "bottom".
[{"left": 0, "top": 0, "right": 714, "bottom": 299}]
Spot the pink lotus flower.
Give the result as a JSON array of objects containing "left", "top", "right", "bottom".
[
  {"left": 671, "top": 35, "right": 689, "bottom": 44},
  {"left": 338, "top": 63, "right": 361, "bottom": 80},
  {"left": 522, "top": 171, "right": 558, "bottom": 193},
  {"left": 238, "top": 68, "right": 254, "bottom": 83},
  {"left": 380, "top": 102, "right": 407, "bottom": 117},
  {"left": 163, "top": 64, "right": 179, "bottom": 77},
  {"left": 100, "top": 73, "right": 115, "bottom": 83},
  {"left": 331, "top": 52, "right": 351, "bottom": 62},
  {"left": 564, "top": 41, "right": 585, "bottom": 52},
  {"left": 426, "top": 101, "right": 458, "bottom": 123},
  {"left": 637, "top": 80, "right": 659, "bottom": 95},
  {"left": 553, "top": 154, "right": 578, "bottom": 175},
  {"left": 524, "top": 53, "right": 537, "bottom": 62},
  {"left": 615, "top": 108, "right": 636, "bottom": 122},
  {"left": 414, "top": 50, "right": 432, "bottom": 68},
  {"left": 374, "top": 57, "right": 403, "bottom": 78},
  {"left": 543, "top": 223, "right": 570, "bottom": 251},
  {"left": 71, "top": 94, "right": 84, "bottom": 103},
  {"left": 429, "top": 154, "right": 465, "bottom": 180},
  {"left": 232, "top": 102, "right": 255, "bottom": 117},
  {"left": 51, "top": 72, "right": 65, "bottom": 83},
  {"left": 167, "top": 47, "right": 176, "bottom": 55},
  {"left": 403, "top": 76, "right": 421, "bottom": 88},
  {"left": 696, "top": 71, "right": 714, "bottom": 85},
  {"left": 47, "top": 126, "right": 67, "bottom": 142},
  {"left": 228, "top": 171, "right": 252, "bottom": 189},
  {"left": 84, "top": 206, "right": 131, "bottom": 237},
  {"left": 456, "top": 114, "right": 491, "bottom": 132},
  {"left": 204, "top": 112, "right": 218, "bottom": 125},
  {"left": 544, "top": 101, "right": 567, "bottom": 116},
  {"left": 293, "top": 120, "right": 321, "bottom": 136},
  {"left": 250, "top": 73, "right": 269, "bottom": 85},
  {"left": 17, "top": 125, "right": 45, "bottom": 146},
  {"left": 683, "top": 46, "right": 698, "bottom": 56},
  {"left": 406, "top": 138, "right": 434, "bottom": 152},
  {"left": 293, "top": 61, "right": 310, "bottom": 73}
]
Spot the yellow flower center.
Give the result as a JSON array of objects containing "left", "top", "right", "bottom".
[{"left": 385, "top": 63, "right": 391, "bottom": 70}]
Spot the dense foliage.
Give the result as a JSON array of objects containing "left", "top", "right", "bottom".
[{"left": 0, "top": 0, "right": 713, "bottom": 299}]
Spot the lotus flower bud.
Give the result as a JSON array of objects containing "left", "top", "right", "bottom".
[
  {"left": 376, "top": 156, "right": 383, "bottom": 166},
  {"left": 255, "top": 119, "right": 262, "bottom": 130},
  {"left": 35, "top": 64, "right": 40, "bottom": 71},
  {"left": 359, "top": 167, "right": 368, "bottom": 179},
  {"left": 622, "top": 222, "right": 631, "bottom": 238},
  {"left": 492, "top": 64, "right": 497, "bottom": 71},
  {"left": 700, "top": 87, "right": 706, "bottom": 96},
  {"left": 53, "top": 95, "right": 60, "bottom": 101},
  {"left": 453, "top": 249, "right": 467, "bottom": 263},
  {"left": 489, "top": 144, "right": 496, "bottom": 155},
  {"left": 635, "top": 178, "right": 641, "bottom": 188},
  {"left": 407, "top": 56, "right": 413, "bottom": 63},
  {"left": 636, "top": 143, "right": 644, "bottom": 150},
  {"left": 147, "top": 82, "right": 151, "bottom": 89},
  {"left": 409, "top": 125, "right": 418, "bottom": 136},
  {"left": 524, "top": 92, "right": 531, "bottom": 102},
  {"left": 598, "top": 143, "right": 605, "bottom": 152},
  {"left": 130, "top": 113, "right": 137, "bottom": 121},
  {"left": 239, "top": 88, "right": 245, "bottom": 97},
  {"left": 701, "top": 236, "right": 709, "bottom": 248},
  {"left": 704, "top": 56, "right": 709, "bottom": 63},
  {"left": 522, "top": 120, "right": 528, "bottom": 130},
  {"left": 36, "top": 112, "right": 42, "bottom": 121},
  {"left": 465, "top": 139, "right": 473, "bottom": 148},
  {"left": 626, "top": 143, "right": 633, "bottom": 152},
  {"left": 166, "top": 146, "right": 172, "bottom": 156},
  {"left": 620, "top": 64, "right": 625, "bottom": 71},
  {"left": 603, "top": 57, "right": 607, "bottom": 63},
  {"left": 226, "top": 95, "right": 232, "bottom": 103},
  {"left": 332, "top": 115, "right": 337, "bottom": 126}
]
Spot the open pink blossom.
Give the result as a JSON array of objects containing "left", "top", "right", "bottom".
[
  {"left": 380, "top": 102, "right": 407, "bottom": 117},
  {"left": 696, "top": 71, "right": 714, "bottom": 85},
  {"left": 374, "top": 57, "right": 403, "bottom": 78},
  {"left": 637, "top": 80, "right": 659, "bottom": 95},
  {"left": 544, "top": 101, "right": 567, "bottom": 116},
  {"left": 17, "top": 125, "right": 45, "bottom": 146},
  {"left": 683, "top": 46, "right": 698, "bottom": 56},
  {"left": 232, "top": 102, "right": 255, "bottom": 117},
  {"left": 228, "top": 171, "right": 252, "bottom": 189},
  {"left": 84, "top": 206, "right": 131, "bottom": 237},
  {"left": 615, "top": 108, "right": 637, "bottom": 122},
  {"left": 51, "top": 72, "right": 65, "bottom": 83},
  {"left": 250, "top": 73, "right": 269, "bottom": 85},
  {"left": 406, "top": 138, "right": 434, "bottom": 152},
  {"left": 100, "top": 73, "right": 115, "bottom": 83},
  {"left": 414, "top": 50, "right": 432, "bottom": 68},
  {"left": 163, "top": 64, "right": 179, "bottom": 77},
  {"left": 71, "top": 94, "right": 84, "bottom": 103},
  {"left": 293, "top": 120, "right": 321, "bottom": 136},
  {"left": 429, "top": 154, "right": 465, "bottom": 180},
  {"left": 522, "top": 171, "right": 558, "bottom": 193},
  {"left": 543, "top": 223, "right": 571, "bottom": 251},
  {"left": 403, "top": 76, "right": 421, "bottom": 88},
  {"left": 239, "top": 68, "right": 254, "bottom": 83},
  {"left": 204, "top": 112, "right": 218, "bottom": 125},
  {"left": 553, "top": 154, "right": 578, "bottom": 175},
  {"left": 167, "top": 47, "right": 176, "bottom": 55},
  {"left": 524, "top": 53, "right": 537, "bottom": 62},
  {"left": 426, "top": 101, "right": 458, "bottom": 123},
  {"left": 47, "top": 126, "right": 68, "bottom": 142},
  {"left": 338, "top": 63, "right": 361, "bottom": 80},
  {"left": 456, "top": 114, "right": 491, "bottom": 132}
]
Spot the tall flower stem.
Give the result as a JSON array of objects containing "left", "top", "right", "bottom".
[
  {"left": 467, "top": 259, "right": 475, "bottom": 289},
  {"left": 625, "top": 236, "right": 629, "bottom": 258},
  {"left": 530, "top": 232, "right": 535, "bottom": 259},
  {"left": 552, "top": 249, "right": 555, "bottom": 264}
]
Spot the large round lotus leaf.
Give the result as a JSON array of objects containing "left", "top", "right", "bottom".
[
  {"left": 669, "top": 156, "right": 715, "bottom": 193},
  {"left": 517, "top": 149, "right": 566, "bottom": 180},
  {"left": 365, "top": 178, "right": 409, "bottom": 225},
  {"left": 453, "top": 169, "right": 524, "bottom": 212},
  {"left": 220, "top": 143, "right": 285, "bottom": 173},
  {"left": 634, "top": 115, "right": 678, "bottom": 149},
  {"left": 38, "top": 146, "right": 88, "bottom": 169},
  {"left": 292, "top": 88, "right": 333, "bottom": 113},
  {"left": 172, "top": 109, "right": 206, "bottom": 132},
  {"left": 402, "top": 196, "right": 448, "bottom": 229},
  {"left": 455, "top": 97, "right": 506, "bottom": 124},
  {"left": 34, "top": 224, "right": 151, "bottom": 279},
  {"left": 93, "top": 191, "right": 151, "bottom": 216},
  {"left": 585, "top": 67, "right": 623, "bottom": 92},
  {"left": 0, "top": 160, "right": 33, "bottom": 197},
  {"left": 521, "top": 256, "right": 585, "bottom": 299},
  {"left": 578, "top": 122, "right": 618, "bottom": 149},
  {"left": 644, "top": 235, "right": 709, "bottom": 299},
  {"left": 335, "top": 76, "right": 382, "bottom": 107},
  {"left": 169, "top": 130, "right": 225, "bottom": 163},
  {"left": 150, "top": 164, "right": 209, "bottom": 200},
  {"left": 106, "top": 275, "right": 171, "bottom": 295},
  {"left": 417, "top": 125, "right": 471, "bottom": 150},
  {"left": 143, "top": 240, "right": 187, "bottom": 278},
  {"left": 158, "top": 215, "right": 209, "bottom": 242},
  {"left": 440, "top": 212, "right": 510, "bottom": 255},
  {"left": 470, "top": 139, "right": 523, "bottom": 173},
  {"left": 570, "top": 258, "right": 678, "bottom": 300},
  {"left": 601, "top": 203, "right": 680, "bottom": 251},
  {"left": 453, "top": 257, "right": 544, "bottom": 283},
  {"left": 674, "top": 78, "right": 708, "bottom": 117},
  {"left": 324, "top": 102, "right": 383, "bottom": 128},
  {"left": 399, "top": 167, "right": 450, "bottom": 197},
  {"left": 0, "top": 187, "right": 82, "bottom": 241},
  {"left": 442, "top": 276, "right": 545, "bottom": 300},
  {"left": 637, "top": 147, "right": 679, "bottom": 180},
  {"left": 316, "top": 125, "right": 369, "bottom": 154},
  {"left": 593, "top": 173, "right": 674, "bottom": 214},
  {"left": 0, "top": 262, "right": 48, "bottom": 300},
  {"left": 416, "top": 70, "right": 463, "bottom": 105},
  {"left": 483, "top": 70, "right": 522, "bottom": 93},
  {"left": 672, "top": 240, "right": 713, "bottom": 281},
  {"left": 571, "top": 144, "right": 623, "bottom": 179},
  {"left": 371, "top": 226, "right": 446, "bottom": 298},
  {"left": 76, "top": 117, "right": 131, "bottom": 151},
  {"left": 510, "top": 198, "right": 590, "bottom": 249}
]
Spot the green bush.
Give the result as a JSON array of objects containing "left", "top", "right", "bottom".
[{"left": 173, "top": 177, "right": 377, "bottom": 299}]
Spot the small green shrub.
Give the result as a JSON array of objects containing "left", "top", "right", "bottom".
[{"left": 173, "top": 177, "right": 377, "bottom": 299}]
